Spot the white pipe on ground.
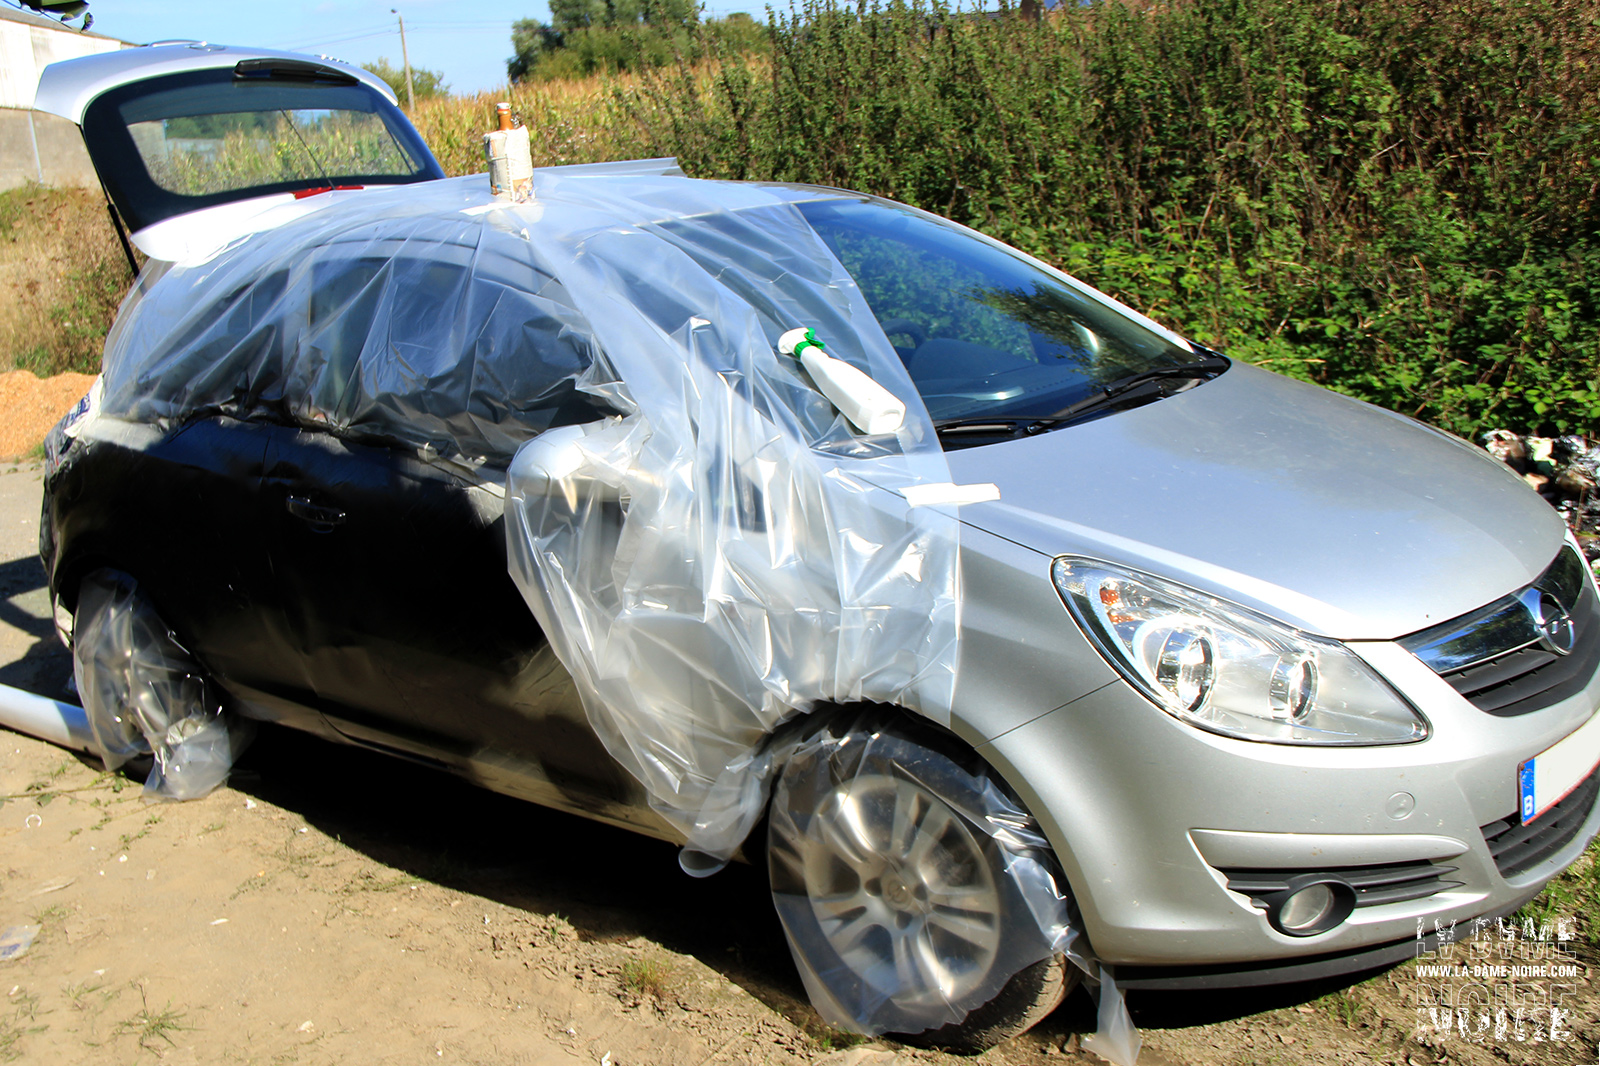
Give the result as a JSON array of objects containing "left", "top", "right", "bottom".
[{"left": 0, "top": 682, "right": 95, "bottom": 753}]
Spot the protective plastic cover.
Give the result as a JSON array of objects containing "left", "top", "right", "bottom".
[
  {"left": 499, "top": 170, "right": 962, "bottom": 866},
  {"left": 96, "top": 171, "right": 961, "bottom": 859},
  {"left": 86, "top": 169, "right": 1133, "bottom": 1055},
  {"left": 767, "top": 710, "right": 1138, "bottom": 1059},
  {"left": 74, "top": 570, "right": 249, "bottom": 800}
]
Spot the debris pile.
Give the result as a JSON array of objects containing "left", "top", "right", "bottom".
[{"left": 1481, "top": 430, "right": 1600, "bottom": 565}]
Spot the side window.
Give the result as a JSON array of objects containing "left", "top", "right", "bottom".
[
  {"left": 303, "top": 257, "right": 386, "bottom": 423},
  {"left": 288, "top": 249, "right": 611, "bottom": 461},
  {"left": 122, "top": 268, "right": 290, "bottom": 423},
  {"left": 123, "top": 235, "right": 612, "bottom": 463}
]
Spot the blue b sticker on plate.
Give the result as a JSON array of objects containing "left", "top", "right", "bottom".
[
  {"left": 1517, "top": 709, "right": 1600, "bottom": 826},
  {"left": 1520, "top": 759, "right": 1538, "bottom": 824}
]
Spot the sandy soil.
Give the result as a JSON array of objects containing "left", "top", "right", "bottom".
[
  {"left": 0, "top": 370, "right": 94, "bottom": 461},
  {"left": 0, "top": 451, "right": 1596, "bottom": 1064}
]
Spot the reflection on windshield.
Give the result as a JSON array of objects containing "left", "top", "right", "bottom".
[
  {"left": 797, "top": 199, "right": 1194, "bottom": 420},
  {"left": 971, "top": 283, "right": 1147, "bottom": 382}
]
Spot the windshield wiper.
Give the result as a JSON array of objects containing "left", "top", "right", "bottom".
[
  {"left": 931, "top": 417, "right": 1036, "bottom": 441},
  {"left": 1027, "top": 354, "right": 1230, "bottom": 430},
  {"left": 932, "top": 354, "right": 1229, "bottom": 445}
]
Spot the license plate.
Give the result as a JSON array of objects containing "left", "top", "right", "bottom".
[{"left": 1519, "top": 708, "right": 1600, "bottom": 824}]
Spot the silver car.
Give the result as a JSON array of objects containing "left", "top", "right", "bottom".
[{"left": 33, "top": 43, "right": 1600, "bottom": 1057}]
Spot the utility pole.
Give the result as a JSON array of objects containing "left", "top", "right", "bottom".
[{"left": 391, "top": 8, "right": 415, "bottom": 111}]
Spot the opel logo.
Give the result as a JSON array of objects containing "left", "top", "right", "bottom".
[{"left": 1529, "top": 589, "right": 1576, "bottom": 656}]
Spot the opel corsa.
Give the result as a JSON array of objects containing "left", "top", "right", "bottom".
[{"left": 32, "top": 43, "right": 1600, "bottom": 1052}]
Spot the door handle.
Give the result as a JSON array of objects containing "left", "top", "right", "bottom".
[{"left": 285, "top": 495, "right": 346, "bottom": 532}]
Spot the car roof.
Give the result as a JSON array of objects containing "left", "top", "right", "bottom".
[{"left": 34, "top": 42, "right": 396, "bottom": 125}]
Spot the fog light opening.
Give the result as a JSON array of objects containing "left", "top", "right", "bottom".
[{"left": 1266, "top": 877, "right": 1356, "bottom": 937}]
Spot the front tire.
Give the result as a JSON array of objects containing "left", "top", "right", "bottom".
[{"left": 766, "top": 712, "right": 1075, "bottom": 1052}]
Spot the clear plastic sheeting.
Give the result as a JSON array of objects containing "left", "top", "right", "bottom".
[
  {"left": 95, "top": 184, "right": 613, "bottom": 465},
  {"left": 73, "top": 570, "right": 248, "bottom": 800},
  {"left": 90, "top": 172, "right": 958, "bottom": 849},
  {"left": 766, "top": 711, "right": 1137, "bottom": 1062},
  {"left": 501, "top": 169, "right": 960, "bottom": 864}
]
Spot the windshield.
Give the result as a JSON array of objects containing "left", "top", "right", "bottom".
[{"left": 795, "top": 198, "right": 1199, "bottom": 421}]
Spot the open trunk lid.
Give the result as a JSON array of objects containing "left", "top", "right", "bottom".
[{"left": 34, "top": 44, "right": 444, "bottom": 260}]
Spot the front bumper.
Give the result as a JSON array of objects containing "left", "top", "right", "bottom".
[{"left": 978, "top": 644, "right": 1600, "bottom": 968}]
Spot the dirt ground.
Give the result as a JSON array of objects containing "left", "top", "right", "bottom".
[
  {"left": 0, "top": 371, "right": 95, "bottom": 461},
  {"left": 1, "top": 445, "right": 1598, "bottom": 1063}
]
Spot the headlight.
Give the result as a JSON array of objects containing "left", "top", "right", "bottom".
[{"left": 1052, "top": 558, "right": 1427, "bottom": 745}]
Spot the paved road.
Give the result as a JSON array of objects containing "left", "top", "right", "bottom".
[{"left": 0, "top": 459, "right": 72, "bottom": 697}]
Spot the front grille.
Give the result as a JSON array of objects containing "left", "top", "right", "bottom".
[
  {"left": 1223, "top": 861, "right": 1460, "bottom": 909},
  {"left": 1480, "top": 767, "right": 1600, "bottom": 879},
  {"left": 1401, "top": 546, "right": 1600, "bottom": 717}
]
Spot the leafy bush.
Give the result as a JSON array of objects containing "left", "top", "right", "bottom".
[
  {"left": 627, "top": 0, "right": 1600, "bottom": 438},
  {"left": 361, "top": 58, "right": 450, "bottom": 103},
  {"left": 509, "top": 8, "right": 768, "bottom": 82}
]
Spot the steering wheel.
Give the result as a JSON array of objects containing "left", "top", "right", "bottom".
[{"left": 878, "top": 318, "right": 928, "bottom": 352}]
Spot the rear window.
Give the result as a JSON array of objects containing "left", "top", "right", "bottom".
[
  {"left": 83, "top": 65, "right": 443, "bottom": 233},
  {"left": 125, "top": 89, "right": 418, "bottom": 197}
]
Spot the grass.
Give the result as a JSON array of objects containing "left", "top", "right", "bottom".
[
  {"left": 29, "top": 903, "right": 68, "bottom": 926},
  {"left": 0, "top": 183, "right": 132, "bottom": 377},
  {"left": 1515, "top": 837, "right": 1600, "bottom": 943},
  {"left": 0, "top": 990, "right": 49, "bottom": 1062},
  {"left": 230, "top": 870, "right": 273, "bottom": 900},
  {"left": 618, "top": 956, "right": 675, "bottom": 1001},
  {"left": 342, "top": 869, "right": 421, "bottom": 894},
  {"left": 1318, "top": 988, "right": 1364, "bottom": 1028},
  {"left": 409, "top": 71, "right": 661, "bottom": 177},
  {"left": 808, "top": 1024, "right": 867, "bottom": 1052},
  {"left": 62, "top": 979, "right": 108, "bottom": 1012},
  {"left": 113, "top": 987, "right": 190, "bottom": 1052}
]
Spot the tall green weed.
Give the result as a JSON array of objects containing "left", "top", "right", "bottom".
[{"left": 625, "top": 0, "right": 1600, "bottom": 438}]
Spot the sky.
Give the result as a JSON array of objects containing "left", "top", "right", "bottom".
[{"left": 24, "top": 0, "right": 754, "bottom": 98}]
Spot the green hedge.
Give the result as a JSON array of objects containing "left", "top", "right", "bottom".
[{"left": 630, "top": 0, "right": 1600, "bottom": 437}]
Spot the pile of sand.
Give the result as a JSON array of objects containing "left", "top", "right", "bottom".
[{"left": 0, "top": 369, "right": 95, "bottom": 460}]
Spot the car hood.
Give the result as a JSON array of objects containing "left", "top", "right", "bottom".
[{"left": 944, "top": 363, "right": 1566, "bottom": 639}]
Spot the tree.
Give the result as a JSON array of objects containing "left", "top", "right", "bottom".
[
  {"left": 361, "top": 58, "right": 449, "bottom": 103},
  {"left": 508, "top": 19, "right": 564, "bottom": 81},
  {"left": 548, "top": 0, "right": 606, "bottom": 31},
  {"left": 507, "top": 6, "right": 762, "bottom": 83}
]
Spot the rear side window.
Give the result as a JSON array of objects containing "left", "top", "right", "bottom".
[
  {"left": 107, "top": 228, "right": 612, "bottom": 464},
  {"left": 83, "top": 65, "right": 443, "bottom": 233}
]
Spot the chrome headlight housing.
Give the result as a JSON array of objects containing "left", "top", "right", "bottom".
[{"left": 1052, "top": 558, "right": 1427, "bottom": 745}]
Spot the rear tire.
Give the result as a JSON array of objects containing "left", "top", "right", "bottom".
[{"left": 73, "top": 568, "right": 239, "bottom": 798}]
